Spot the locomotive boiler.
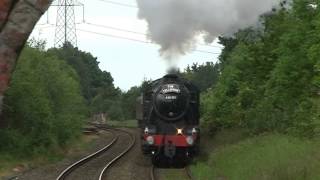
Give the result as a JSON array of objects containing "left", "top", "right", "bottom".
[{"left": 136, "top": 74, "right": 200, "bottom": 164}]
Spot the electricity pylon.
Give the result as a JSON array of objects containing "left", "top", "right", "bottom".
[{"left": 54, "top": 0, "right": 78, "bottom": 47}]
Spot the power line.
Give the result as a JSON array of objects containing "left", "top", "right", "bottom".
[
  {"left": 78, "top": 28, "right": 154, "bottom": 43},
  {"left": 96, "top": 0, "right": 137, "bottom": 8},
  {"left": 192, "top": 49, "right": 221, "bottom": 55},
  {"left": 36, "top": 23, "right": 56, "bottom": 26},
  {"left": 77, "top": 28, "right": 221, "bottom": 55},
  {"left": 82, "top": 22, "right": 223, "bottom": 49},
  {"left": 68, "top": 1, "right": 223, "bottom": 49},
  {"left": 37, "top": 23, "right": 50, "bottom": 25},
  {"left": 84, "top": 22, "right": 145, "bottom": 36},
  {"left": 34, "top": 25, "right": 55, "bottom": 29}
]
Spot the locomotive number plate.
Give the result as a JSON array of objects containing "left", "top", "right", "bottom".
[
  {"left": 165, "top": 95, "right": 177, "bottom": 100},
  {"left": 161, "top": 84, "right": 181, "bottom": 94}
]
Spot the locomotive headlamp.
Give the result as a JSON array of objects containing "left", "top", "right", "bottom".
[
  {"left": 187, "top": 127, "right": 198, "bottom": 135},
  {"left": 186, "top": 136, "right": 194, "bottom": 145},
  {"left": 144, "top": 127, "right": 149, "bottom": 134},
  {"left": 146, "top": 136, "right": 154, "bottom": 145},
  {"left": 177, "top": 128, "right": 183, "bottom": 135},
  {"left": 192, "top": 128, "right": 197, "bottom": 134},
  {"left": 144, "top": 126, "right": 156, "bottom": 134}
]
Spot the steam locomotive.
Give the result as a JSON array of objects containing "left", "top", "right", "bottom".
[{"left": 136, "top": 74, "right": 200, "bottom": 164}]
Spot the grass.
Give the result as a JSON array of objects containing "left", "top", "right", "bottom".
[
  {"left": 0, "top": 134, "right": 100, "bottom": 178},
  {"left": 157, "top": 168, "right": 191, "bottom": 180},
  {"left": 107, "top": 119, "right": 137, "bottom": 128},
  {"left": 0, "top": 119, "right": 137, "bottom": 177},
  {"left": 191, "top": 130, "right": 320, "bottom": 180},
  {"left": 0, "top": 155, "right": 26, "bottom": 178}
]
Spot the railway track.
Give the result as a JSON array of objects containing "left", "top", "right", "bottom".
[
  {"left": 56, "top": 126, "right": 136, "bottom": 180},
  {"left": 98, "top": 127, "right": 136, "bottom": 180},
  {"left": 150, "top": 165, "right": 195, "bottom": 180}
]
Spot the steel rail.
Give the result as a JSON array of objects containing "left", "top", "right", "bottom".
[
  {"left": 150, "top": 165, "right": 156, "bottom": 180},
  {"left": 56, "top": 128, "right": 118, "bottom": 180},
  {"left": 98, "top": 128, "right": 136, "bottom": 180},
  {"left": 184, "top": 166, "right": 195, "bottom": 180}
]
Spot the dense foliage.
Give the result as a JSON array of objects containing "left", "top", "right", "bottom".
[
  {"left": 0, "top": 43, "right": 87, "bottom": 156},
  {"left": 121, "top": 86, "right": 141, "bottom": 120},
  {"left": 202, "top": 0, "right": 320, "bottom": 137},
  {"left": 48, "top": 43, "right": 124, "bottom": 120},
  {"left": 183, "top": 62, "right": 220, "bottom": 92},
  {"left": 120, "top": 80, "right": 153, "bottom": 120}
]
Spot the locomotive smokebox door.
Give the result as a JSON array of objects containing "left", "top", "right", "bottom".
[{"left": 164, "top": 140, "right": 176, "bottom": 158}]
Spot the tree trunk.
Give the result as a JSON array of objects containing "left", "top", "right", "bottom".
[{"left": 0, "top": 0, "right": 52, "bottom": 123}]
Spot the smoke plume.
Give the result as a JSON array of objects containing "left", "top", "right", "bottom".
[{"left": 137, "top": 0, "right": 281, "bottom": 57}]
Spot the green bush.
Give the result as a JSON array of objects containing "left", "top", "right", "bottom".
[
  {"left": 191, "top": 133, "right": 320, "bottom": 180},
  {"left": 48, "top": 44, "right": 122, "bottom": 118},
  {"left": 1, "top": 45, "right": 87, "bottom": 156},
  {"left": 202, "top": 1, "right": 320, "bottom": 137}
]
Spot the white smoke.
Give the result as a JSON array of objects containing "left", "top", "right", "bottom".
[{"left": 137, "top": 0, "right": 281, "bottom": 57}]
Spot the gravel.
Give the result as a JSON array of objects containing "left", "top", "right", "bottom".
[{"left": 102, "top": 128, "right": 151, "bottom": 180}]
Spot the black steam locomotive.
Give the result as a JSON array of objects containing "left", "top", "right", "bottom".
[{"left": 136, "top": 74, "right": 200, "bottom": 164}]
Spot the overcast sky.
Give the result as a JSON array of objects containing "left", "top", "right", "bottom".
[{"left": 30, "top": 0, "right": 223, "bottom": 91}]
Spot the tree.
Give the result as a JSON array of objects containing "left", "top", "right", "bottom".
[
  {"left": 121, "top": 86, "right": 142, "bottom": 119},
  {"left": 48, "top": 43, "right": 124, "bottom": 120},
  {"left": 48, "top": 43, "right": 115, "bottom": 101},
  {"left": 0, "top": 0, "right": 53, "bottom": 120},
  {"left": 1, "top": 44, "right": 87, "bottom": 155},
  {"left": 202, "top": 0, "right": 320, "bottom": 137},
  {"left": 183, "top": 62, "right": 220, "bottom": 92}
]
